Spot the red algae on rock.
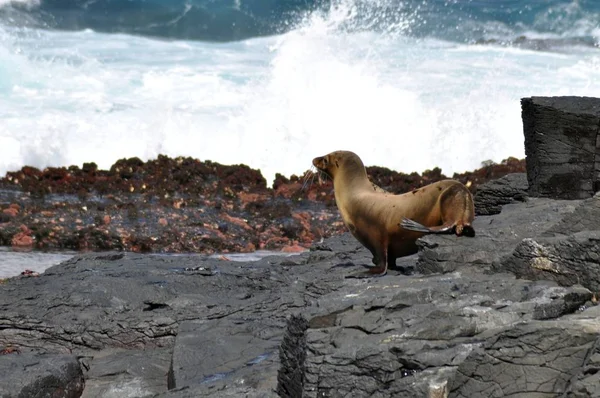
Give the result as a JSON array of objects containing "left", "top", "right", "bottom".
[{"left": 0, "top": 155, "right": 525, "bottom": 254}]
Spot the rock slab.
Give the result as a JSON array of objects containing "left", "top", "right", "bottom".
[{"left": 521, "top": 96, "right": 600, "bottom": 199}]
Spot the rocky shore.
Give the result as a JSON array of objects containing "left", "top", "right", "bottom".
[
  {"left": 1, "top": 96, "right": 599, "bottom": 398},
  {"left": 0, "top": 155, "right": 524, "bottom": 254},
  {"left": 1, "top": 172, "right": 599, "bottom": 398}
]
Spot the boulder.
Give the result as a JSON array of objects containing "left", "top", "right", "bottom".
[
  {"left": 521, "top": 96, "right": 600, "bottom": 199},
  {"left": 473, "top": 173, "right": 528, "bottom": 215}
]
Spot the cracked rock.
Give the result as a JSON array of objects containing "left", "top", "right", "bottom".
[
  {"left": 1, "top": 167, "right": 600, "bottom": 397},
  {"left": 473, "top": 173, "right": 528, "bottom": 216},
  {"left": 0, "top": 352, "right": 84, "bottom": 398},
  {"left": 450, "top": 319, "right": 600, "bottom": 397}
]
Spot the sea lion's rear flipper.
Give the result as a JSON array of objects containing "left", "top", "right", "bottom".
[{"left": 400, "top": 218, "right": 454, "bottom": 234}]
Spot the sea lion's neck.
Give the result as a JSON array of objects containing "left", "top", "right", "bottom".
[
  {"left": 333, "top": 166, "right": 372, "bottom": 199},
  {"left": 332, "top": 165, "right": 372, "bottom": 226}
]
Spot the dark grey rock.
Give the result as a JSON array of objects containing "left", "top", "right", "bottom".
[
  {"left": 289, "top": 271, "right": 593, "bottom": 397},
  {"left": 168, "top": 319, "right": 282, "bottom": 393},
  {"left": 0, "top": 352, "right": 84, "bottom": 398},
  {"left": 276, "top": 231, "right": 594, "bottom": 396},
  {"left": 474, "top": 173, "right": 528, "bottom": 215},
  {"left": 81, "top": 348, "right": 171, "bottom": 398},
  {"left": 416, "top": 197, "right": 578, "bottom": 274},
  {"left": 564, "top": 306, "right": 600, "bottom": 398},
  {"left": 1, "top": 176, "right": 600, "bottom": 397},
  {"left": 521, "top": 96, "right": 600, "bottom": 199},
  {"left": 450, "top": 320, "right": 600, "bottom": 398},
  {"left": 544, "top": 195, "right": 600, "bottom": 236},
  {"left": 495, "top": 230, "right": 600, "bottom": 291},
  {"left": 155, "top": 385, "right": 279, "bottom": 397},
  {"left": 277, "top": 315, "right": 308, "bottom": 398}
]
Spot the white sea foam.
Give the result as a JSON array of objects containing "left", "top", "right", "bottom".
[
  {"left": 0, "top": 0, "right": 39, "bottom": 8},
  {"left": 0, "top": 2, "right": 599, "bottom": 185}
]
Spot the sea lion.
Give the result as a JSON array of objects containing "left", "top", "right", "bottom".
[{"left": 312, "top": 150, "right": 475, "bottom": 276}]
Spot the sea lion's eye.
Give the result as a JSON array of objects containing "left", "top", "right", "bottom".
[{"left": 322, "top": 158, "right": 328, "bottom": 166}]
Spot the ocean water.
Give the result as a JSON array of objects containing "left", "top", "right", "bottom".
[
  {"left": 0, "top": 0, "right": 599, "bottom": 187},
  {"left": 0, "top": 247, "right": 75, "bottom": 278},
  {"left": 0, "top": 248, "right": 298, "bottom": 278}
]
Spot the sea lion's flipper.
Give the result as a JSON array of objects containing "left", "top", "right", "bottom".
[
  {"left": 400, "top": 218, "right": 454, "bottom": 234},
  {"left": 345, "top": 266, "right": 387, "bottom": 279},
  {"left": 345, "top": 248, "right": 388, "bottom": 278}
]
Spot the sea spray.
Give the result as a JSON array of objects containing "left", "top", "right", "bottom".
[{"left": 0, "top": 0, "right": 599, "bottom": 185}]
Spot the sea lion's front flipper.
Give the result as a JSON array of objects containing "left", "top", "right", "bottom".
[
  {"left": 345, "top": 265, "right": 388, "bottom": 279},
  {"left": 400, "top": 218, "right": 455, "bottom": 234},
  {"left": 345, "top": 248, "right": 388, "bottom": 278}
]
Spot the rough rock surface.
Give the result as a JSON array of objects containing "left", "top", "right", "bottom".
[
  {"left": 493, "top": 193, "right": 600, "bottom": 291},
  {"left": 450, "top": 319, "right": 600, "bottom": 397},
  {"left": 81, "top": 348, "right": 171, "bottom": 398},
  {"left": 415, "top": 195, "right": 578, "bottom": 275},
  {"left": 0, "top": 352, "right": 84, "bottom": 398},
  {"left": 522, "top": 96, "right": 600, "bottom": 199},
  {"left": 497, "top": 230, "right": 600, "bottom": 291},
  {"left": 1, "top": 173, "right": 600, "bottom": 397},
  {"left": 473, "top": 173, "right": 528, "bottom": 215}
]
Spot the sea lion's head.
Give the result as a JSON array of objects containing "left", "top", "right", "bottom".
[{"left": 312, "top": 150, "right": 366, "bottom": 180}]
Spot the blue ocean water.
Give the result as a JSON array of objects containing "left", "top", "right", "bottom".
[{"left": 0, "top": 0, "right": 599, "bottom": 185}]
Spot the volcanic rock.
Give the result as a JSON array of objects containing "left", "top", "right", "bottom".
[{"left": 0, "top": 173, "right": 599, "bottom": 397}]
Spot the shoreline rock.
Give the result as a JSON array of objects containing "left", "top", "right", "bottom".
[
  {"left": 1, "top": 172, "right": 599, "bottom": 397},
  {"left": 0, "top": 155, "right": 525, "bottom": 254}
]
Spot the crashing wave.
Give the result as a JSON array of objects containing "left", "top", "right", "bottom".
[{"left": 0, "top": 0, "right": 598, "bottom": 45}]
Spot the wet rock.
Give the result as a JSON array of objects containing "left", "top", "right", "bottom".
[
  {"left": 0, "top": 352, "right": 84, "bottom": 398},
  {"left": 82, "top": 348, "right": 171, "bottom": 398},
  {"left": 2, "top": 207, "right": 18, "bottom": 217},
  {"left": 169, "top": 319, "right": 282, "bottom": 394}
]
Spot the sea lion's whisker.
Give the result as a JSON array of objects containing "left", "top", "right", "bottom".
[{"left": 301, "top": 168, "right": 316, "bottom": 191}]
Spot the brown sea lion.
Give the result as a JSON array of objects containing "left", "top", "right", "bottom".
[{"left": 312, "top": 150, "right": 475, "bottom": 276}]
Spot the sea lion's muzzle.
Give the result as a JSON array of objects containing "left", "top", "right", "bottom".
[{"left": 312, "top": 156, "right": 329, "bottom": 171}]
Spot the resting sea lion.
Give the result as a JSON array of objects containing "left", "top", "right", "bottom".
[{"left": 312, "top": 150, "right": 475, "bottom": 276}]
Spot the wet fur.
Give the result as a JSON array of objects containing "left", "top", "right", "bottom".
[{"left": 312, "top": 150, "right": 475, "bottom": 276}]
